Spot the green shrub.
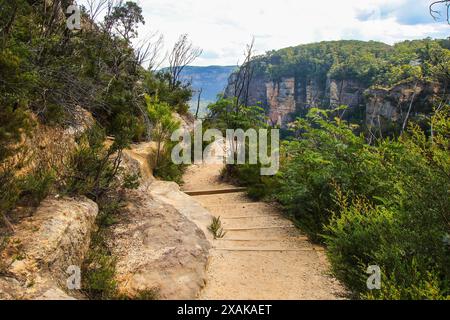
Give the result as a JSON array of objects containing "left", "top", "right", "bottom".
[
  {"left": 117, "top": 289, "right": 160, "bottom": 300},
  {"left": 321, "top": 107, "right": 450, "bottom": 299},
  {"left": 364, "top": 264, "right": 449, "bottom": 300},
  {"left": 17, "top": 168, "right": 55, "bottom": 207},
  {"left": 152, "top": 141, "right": 187, "bottom": 184},
  {"left": 220, "top": 163, "right": 277, "bottom": 201},
  {"left": 122, "top": 172, "right": 140, "bottom": 190},
  {"left": 82, "top": 232, "right": 118, "bottom": 300},
  {"left": 233, "top": 106, "right": 450, "bottom": 299},
  {"left": 0, "top": 165, "right": 21, "bottom": 218},
  {"left": 64, "top": 125, "right": 130, "bottom": 200},
  {"left": 208, "top": 216, "right": 227, "bottom": 239},
  {"left": 272, "top": 108, "right": 393, "bottom": 241}
]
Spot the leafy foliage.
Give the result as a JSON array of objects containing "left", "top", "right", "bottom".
[
  {"left": 253, "top": 39, "right": 450, "bottom": 88},
  {"left": 208, "top": 216, "right": 227, "bottom": 240}
]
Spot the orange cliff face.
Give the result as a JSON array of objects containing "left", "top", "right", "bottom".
[{"left": 266, "top": 78, "right": 296, "bottom": 127}]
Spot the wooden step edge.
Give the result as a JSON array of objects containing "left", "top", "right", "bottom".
[
  {"left": 215, "top": 237, "right": 309, "bottom": 242},
  {"left": 204, "top": 203, "right": 278, "bottom": 207},
  {"left": 221, "top": 215, "right": 283, "bottom": 220},
  {"left": 184, "top": 188, "right": 247, "bottom": 196},
  {"left": 213, "top": 248, "right": 316, "bottom": 252},
  {"left": 224, "top": 226, "right": 296, "bottom": 231}
]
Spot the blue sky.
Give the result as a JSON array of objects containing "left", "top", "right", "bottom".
[{"left": 85, "top": 0, "right": 450, "bottom": 66}]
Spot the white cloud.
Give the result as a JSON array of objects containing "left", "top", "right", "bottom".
[{"left": 88, "top": 0, "right": 450, "bottom": 66}]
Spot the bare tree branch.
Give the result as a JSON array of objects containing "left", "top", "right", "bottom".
[
  {"left": 85, "top": 0, "right": 109, "bottom": 22},
  {"left": 231, "top": 37, "right": 256, "bottom": 109},
  {"left": 134, "top": 32, "right": 165, "bottom": 71},
  {"left": 195, "top": 88, "right": 203, "bottom": 119},
  {"left": 430, "top": 1, "right": 450, "bottom": 24},
  {"left": 168, "top": 34, "right": 203, "bottom": 90}
]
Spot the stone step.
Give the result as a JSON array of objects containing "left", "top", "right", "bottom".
[
  {"left": 221, "top": 214, "right": 282, "bottom": 220},
  {"left": 193, "top": 193, "right": 254, "bottom": 205},
  {"left": 205, "top": 202, "right": 278, "bottom": 209},
  {"left": 216, "top": 236, "right": 308, "bottom": 242}
]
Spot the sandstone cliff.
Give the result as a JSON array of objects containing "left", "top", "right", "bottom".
[
  {"left": 226, "top": 74, "right": 366, "bottom": 127},
  {"left": 224, "top": 40, "right": 449, "bottom": 129}
]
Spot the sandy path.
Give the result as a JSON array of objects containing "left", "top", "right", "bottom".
[{"left": 181, "top": 164, "right": 345, "bottom": 300}]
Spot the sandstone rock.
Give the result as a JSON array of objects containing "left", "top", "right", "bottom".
[
  {"left": 109, "top": 186, "right": 212, "bottom": 300},
  {"left": 173, "top": 112, "right": 195, "bottom": 132},
  {"left": 327, "top": 78, "right": 364, "bottom": 109},
  {"left": 266, "top": 78, "right": 296, "bottom": 126},
  {"left": 225, "top": 74, "right": 364, "bottom": 127},
  {"left": 122, "top": 145, "right": 156, "bottom": 183},
  {"left": 64, "top": 105, "right": 96, "bottom": 138},
  {"left": 365, "top": 81, "right": 441, "bottom": 127},
  {"left": 0, "top": 197, "right": 98, "bottom": 300},
  {"left": 149, "top": 181, "right": 214, "bottom": 241}
]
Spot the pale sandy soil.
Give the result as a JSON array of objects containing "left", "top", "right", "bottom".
[{"left": 181, "top": 164, "right": 346, "bottom": 300}]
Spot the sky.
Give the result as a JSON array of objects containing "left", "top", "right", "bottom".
[{"left": 85, "top": 0, "right": 450, "bottom": 67}]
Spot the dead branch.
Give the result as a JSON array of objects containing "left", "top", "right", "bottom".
[
  {"left": 167, "top": 34, "right": 203, "bottom": 90},
  {"left": 430, "top": 1, "right": 450, "bottom": 24},
  {"left": 134, "top": 32, "right": 165, "bottom": 71},
  {"left": 85, "top": 0, "right": 109, "bottom": 22},
  {"left": 232, "top": 37, "right": 256, "bottom": 109},
  {"left": 196, "top": 88, "right": 203, "bottom": 119}
]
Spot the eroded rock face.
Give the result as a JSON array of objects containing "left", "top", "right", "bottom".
[
  {"left": 226, "top": 75, "right": 365, "bottom": 127},
  {"left": 365, "top": 82, "right": 442, "bottom": 127},
  {"left": 267, "top": 78, "right": 296, "bottom": 126},
  {"left": 0, "top": 197, "right": 98, "bottom": 300},
  {"left": 111, "top": 136, "right": 213, "bottom": 300},
  {"left": 328, "top": 78, "right": 365, "bottom": 109},
  {"left": 109, "top": 185, "right": 211, "bottom": 300}
]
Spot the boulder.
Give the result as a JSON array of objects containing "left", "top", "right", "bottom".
[
  {"left": 109, "top": 185, "right": 212, "bottom": 300},
  {"left": 0, "top": 197, "right": 98, "bottom": 300}
]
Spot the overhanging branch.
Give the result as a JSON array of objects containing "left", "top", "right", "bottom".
[{"left": 430, "top": 0, "right": 450, "bottom": 24}]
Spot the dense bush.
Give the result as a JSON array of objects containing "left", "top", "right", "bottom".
[
  {"left": 233, "top": 106, "right": 449, "bottom": 299},
  {"left": 64, "top": 124, "right": 133, "bottom": 200},
  {"left": 152, "top": 141, "right": 187, "bottom": 184},
  {"left": 324, "top": 108, "right": 450, "bottom": 299},
  {"left": 145, "top": 95, "right": 187, "bottom": 183},
  {"left": 271, "top": 108, "right": 393, "bottom": 241},
  {"left": 220, "top": 101, "right": 449, "bottom": 299}
]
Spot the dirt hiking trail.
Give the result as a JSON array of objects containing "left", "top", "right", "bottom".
[{"left": 182, "top": 164, "right": 345, "bottom": 300}]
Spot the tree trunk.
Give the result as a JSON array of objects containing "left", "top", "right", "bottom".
[
  {"left": 195, "top": 88, "right": 203, "bottom": 119},
  {"left": 401, "top": 82, "right": 418, "bottom": 135}
]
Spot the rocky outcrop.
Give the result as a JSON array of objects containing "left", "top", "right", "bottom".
[
  {"left": 110, "top": 139, "right": 213, "bottom": 300},
  {"left": 0, "top": 197, "right": 98, "bottom": 300},
  {"left": 226, "top": 71, "right": 447, "bottom": 129},
  {"left": 149, "top": 181, "right": 214, "bottom": 242},
  {"left": 266, "top": 78, "right": 296, "bottom": 126},
  {"left": 108, "top": 184, "right": 212, "bottom": 300},
  {"left": 365, "top": 81, "right": 442, "bottom": 128},
  {"left": 328, "top": 78, "right": 365, "bottom": 110},
  {"left": 226, "top": 74, "right": 365, "bottom": 127}
]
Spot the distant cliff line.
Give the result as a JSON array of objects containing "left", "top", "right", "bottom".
[{"left": 224, "top": 39, "right": 450, "bottom": 132}]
